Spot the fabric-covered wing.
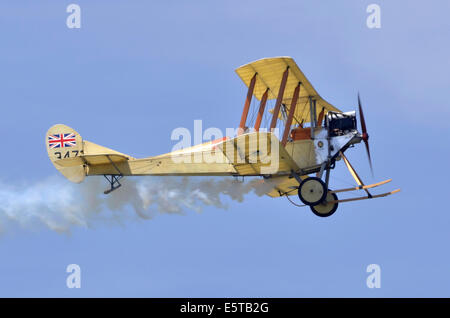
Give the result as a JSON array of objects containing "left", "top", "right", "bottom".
[{"left": 235, "top": 56, "right": 341, "bottom": 125}]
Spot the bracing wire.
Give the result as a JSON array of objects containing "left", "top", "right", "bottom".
[
  {"left": 262, "top": 99, "right": 272, "bottom": 130},
  {"left": 248, "top": 95, "right": 257, "bottom": 129}
]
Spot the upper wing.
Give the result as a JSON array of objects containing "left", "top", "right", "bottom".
[{"left": 235, "top": 56, "right": 341, "bottom": 125}]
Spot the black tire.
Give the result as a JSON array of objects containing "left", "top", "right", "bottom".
[
  {"left": 310, "top": 190, "right": 339, "bottom": 217},
  {"left": 298, "top": 177, "right": 327, "bottom": 206}
]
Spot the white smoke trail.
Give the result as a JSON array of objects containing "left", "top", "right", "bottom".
[{"left": 0, "top": 175, "right": 279, "bottom": 233}]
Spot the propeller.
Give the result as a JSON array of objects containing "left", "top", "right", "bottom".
[{"left": 358, "top": 93, "right": 373, "bottom": 175}]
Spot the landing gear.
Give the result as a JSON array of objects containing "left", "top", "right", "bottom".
[
  {"left": 310, "top": 190, "right": 339, "bottom": 217},
  {"left": 296, "top": 176, "right": 338, "bottom": 217},
  {"left": 298, "top": 177, "right": 327, "bottom": 206},
  {"left": 291, "top": 168, "right": 339, "bottom": 217}
]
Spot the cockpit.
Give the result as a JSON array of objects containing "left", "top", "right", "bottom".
[{"left": 290, "top": 109, "right": 357, "bottom": 141}]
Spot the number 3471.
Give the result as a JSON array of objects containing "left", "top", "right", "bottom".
[{"left": 54, "top": 150, "right": 79, "bottom": 159}]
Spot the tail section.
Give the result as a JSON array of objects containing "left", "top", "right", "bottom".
[
  {"left": 46, "top": 124, "right": 133, "bottom": 183},
  {"left": 46, "top": 124, "right": 86, "bottom": 183}
]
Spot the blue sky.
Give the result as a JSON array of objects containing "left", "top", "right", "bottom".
[{"left": 0, "top": 0, "right": 449, "bottom": 297}]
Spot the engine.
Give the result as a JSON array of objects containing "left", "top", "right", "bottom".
[{"left": 327, "top": 111, "right": 357, "bottom": 136}]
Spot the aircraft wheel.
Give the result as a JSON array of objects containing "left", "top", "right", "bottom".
[
  {"left": 298, "top": 177, "right": 327, "bottom": 206},
  {"left": 310, "top": 190, "right": 339, "bottom": 217}
]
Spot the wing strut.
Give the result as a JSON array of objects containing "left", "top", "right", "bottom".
[
  {"left": 255, "top": 88, "right": 269, "bottom": 131},
  {"left": 238, "top": 72, "right": 257, "bottom": 135},
  {"left": 282, "top": 82, "right": 301, "bottom": 146},
  {"left": 270, "top": 66, "right": 289, "bottom": 131},
  {"left": 309, "top": 97, "right": 317, "bottom": 139}
]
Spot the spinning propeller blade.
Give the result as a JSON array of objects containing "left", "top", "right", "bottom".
[{"left": 358, "top": 93, "right": 373, "bottom": 176}]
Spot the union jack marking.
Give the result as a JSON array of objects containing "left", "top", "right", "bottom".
[{"left": 48, "top": 133, "right": 77, "bottom": 149}]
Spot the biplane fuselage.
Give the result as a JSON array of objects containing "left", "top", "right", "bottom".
[{"left": 46, "top": 57, "right": 398, "bottom": 216}]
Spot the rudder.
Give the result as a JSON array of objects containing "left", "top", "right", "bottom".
[{"left": 46, "top": 124, "right": 86, "bottom": 183}]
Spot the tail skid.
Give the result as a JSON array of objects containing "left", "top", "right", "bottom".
[{"left": 103, "top": 174, "right": 123, "bottom": 194}]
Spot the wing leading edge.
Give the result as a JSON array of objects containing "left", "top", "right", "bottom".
[{"left": 235, "top": 56, "right": 341, "bottom": 126}]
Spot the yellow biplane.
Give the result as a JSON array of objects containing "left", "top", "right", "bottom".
[{"left": 46, "top": 57, "right": 399, "bottom": 217}]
